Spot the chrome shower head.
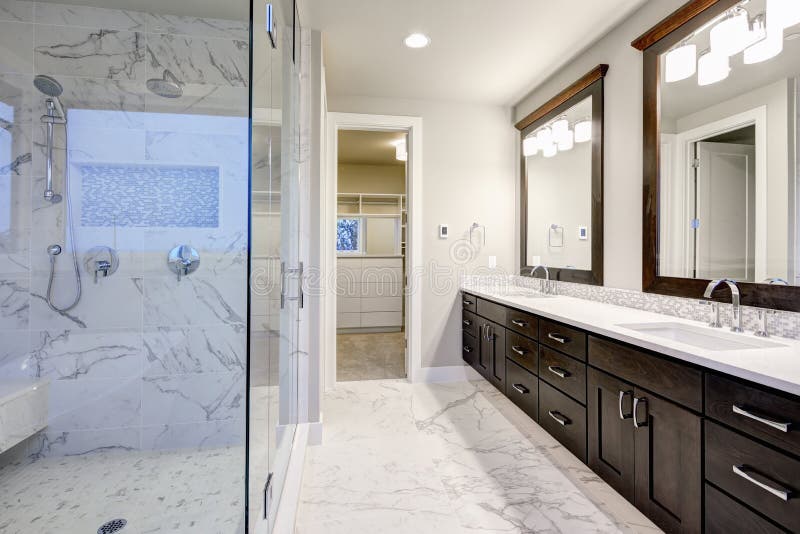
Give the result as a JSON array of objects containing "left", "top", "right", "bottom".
[
  {"left": 146, "top": 69, "right": 183, "bottom": 98},
  {"left": 34, "top": 75, "right": 63, "bottom": 97}
]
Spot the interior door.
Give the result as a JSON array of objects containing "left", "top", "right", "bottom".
[
  {"left": 694, "top": 141, "right": 756, "bottom": 281},
  {"left": 633, "top": 389, "right": 702, "bottom": 534},
  {"left": 587, "top": 368, "right": 635, "bottom": 502}
]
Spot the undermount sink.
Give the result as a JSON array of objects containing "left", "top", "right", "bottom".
[{"left": 617, "top": 322, "right": 785, "bottom": 351}]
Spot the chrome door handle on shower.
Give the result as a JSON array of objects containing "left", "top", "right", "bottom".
[
  {"left": 280, "top": 262, "right": 304, "bottom": 309},
  {"left": 168, "top": 245, "right": 199, "bottom": 282}
]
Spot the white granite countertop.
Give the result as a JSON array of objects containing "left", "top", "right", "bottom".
[{"left": 461, "top": 284, "right": 800, "bottom": 397}]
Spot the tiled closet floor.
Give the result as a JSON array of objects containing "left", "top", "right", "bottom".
[
  {"left": 336, "top": 332, "right": 405, "bottom": 381},
  {"left": 295, "top": 379, "right": 662, "bottom": 534}
]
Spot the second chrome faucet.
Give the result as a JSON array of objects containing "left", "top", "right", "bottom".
[{"left": 702, "top": 278, "right": 742, "bottom": 333}]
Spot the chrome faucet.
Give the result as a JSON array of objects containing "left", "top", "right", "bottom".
[
  {"left": 525, "top": 264, "right": 554, "bottom": 295},
  {"left": 703, "top": 278, "right": 742, "bottom": 333}
]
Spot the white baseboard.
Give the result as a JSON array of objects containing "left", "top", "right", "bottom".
[
  {"left": 271, "top": 423, "right": 310, "bottom": 534},
  {"left": 413, "top": 364, "right": 481, "bottom": 383}
]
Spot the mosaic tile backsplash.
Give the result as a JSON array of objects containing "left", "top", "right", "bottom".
[
  {"left": 462, "top": 274, "right": 800, "bottom": 340},
  {"left": 79, "top": 162, "right": 220, "bottom": 228}
]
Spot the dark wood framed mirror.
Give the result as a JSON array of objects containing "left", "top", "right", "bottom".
[
  {"left": 515, "top": 65, "right": 607, "bottom": 286},
  {"left": 635, "top": 0, "right": 800, "bottom": 311}
]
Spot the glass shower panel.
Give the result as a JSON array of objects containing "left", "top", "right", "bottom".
[{"left": 0, "top": 0, "right": 251, "bottom": 532}]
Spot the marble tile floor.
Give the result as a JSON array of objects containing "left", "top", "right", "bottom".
[
  {"left": 295, "top": 379, "right": 662, "bottom": 534},
  {"left": 336, "top": 332, "right": 405, "bottom": 382}
]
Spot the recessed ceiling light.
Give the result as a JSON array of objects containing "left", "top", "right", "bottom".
[{"left": 404, "top": 33, "right": 430, "bottom": 49}]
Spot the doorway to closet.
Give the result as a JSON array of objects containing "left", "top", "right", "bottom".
[{"left": 335, "top": 130, "right": 408, "bottom": 381}]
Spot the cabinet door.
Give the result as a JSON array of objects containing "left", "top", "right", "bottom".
[
  {"left": 587, "top": 367, "right": 635, "bottom": 502},
  {"left": 462, "top": 332, "right": 477, "bottom": 368},
  {"left": 476, "top": 321, "right": 491, "bottom": 378},
  {"left": 480, "top": 319, "right": 506, "bottom": 389},
  {"left": 633, "top": 388, "right": 702, "bottom": 534}
]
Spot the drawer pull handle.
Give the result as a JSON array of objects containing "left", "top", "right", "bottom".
[
  {"left": 547, "top": 333, "right": 568, "bottom": 344},
  {"left": 511, "top": 319, "right": 528, "bottom": 327},
  {"left": 511, "top": 383, "right": 529, "bottom": 395},
  {"left": 548, "top": 410, "right": 570, "bottom": 426},
  {"left": 463, "top": 319, "right": 472, "bottom": 327},
  {"left": 511, "top": 345, "right": 528, "bottom": 356},
  {"left": 463, "top": 299, "right": 474, "bottom": 306},
  {"left": 732, "top": 405, "right": 792, "bottom": 433},
  {"left": 547, "top": 366, "right": 570, "bottom": 379},
  {"left": 463, "top": 346, "right": 473, "bottom": 353},
  {"left": 633, "top": 396, "right": 648, "bottom": 428},
  {"left": 732, "top": 465, "right": 794, "bottom": 501},
  {"left": 618, "top": 390, "right": 633, "bottom": 420}
]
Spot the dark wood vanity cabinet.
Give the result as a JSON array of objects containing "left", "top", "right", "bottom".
[{"left": 460, "top": 291, "right": 798, "bottom": 533}]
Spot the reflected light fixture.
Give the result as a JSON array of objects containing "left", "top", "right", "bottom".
[
  {"left": 536, "top": 126, "right": 552, "bottom": 146},
  {"left": 574, "top": 118, "right": 592, "bottom": 143},
  {"left": 542, "top": 143, "right": 557, "bottom": 158},
  {"left": 771, "top": 0, "right": 800, "bottom": 29},
  {"left": 664, "top": 43, "right": 697, "bottom": 82},
  {"left": 393, "top": 139, "right": 407, "bottom": 161},
  {"left": 522, "top": 136, "right": 539, "bottom": 157},
  {"left": 557, "top": 129, "right": 574, "bottom": 152},
  {"left": 404, "top": 33, "right": 430, "bottom": 48},
  {"left": 709, "top": 8, "right": 750, "bottom": 56},
  {"left": 551, "top": 116, "right": 569, "bottom": 143},
  {"left": 697, "top": 50, "right": 730, "bottom": 86}
]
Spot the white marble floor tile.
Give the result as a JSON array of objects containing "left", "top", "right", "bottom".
[{"left": 299, "top": 378, "right": 661, "bottom": 534}]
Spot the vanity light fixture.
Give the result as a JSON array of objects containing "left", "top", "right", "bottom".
[
  {"left": 664, "top": 43, "right": 697, "bottom": 82},
  {"left": 697, "top": 50, "right": 730, "bottom": 86},
  {"left": 542, "top": 142, "right": 558, "bottom": 158},
  {"left": 551, "top": 116, "right": 570, "bottom": 143},
  {"left": 709, "top": 8, "right": 751, "bottom": 56},
  {"left": 535, "top": 126, "right": 552, "bottom": 147},
  {"left": 771, "top": 0, "right": 800, "bottom": 29},
  {"left": 574, "top": 118, "right": 592, "bottom": 143},
  {"left": 393, "top": 139, "right": 407, "bottom": 161},
  {"left": 744, "top": 24, "right": 783, "bottom": 63},
  {"left": 557, "top": 129, "right": 574, "bottom": 151},
  {"left": 404, "top": 33, "right": 430, "bottom": 48},
  {"left": 522, "top": 136, "right": 539, "bottom": 157}
]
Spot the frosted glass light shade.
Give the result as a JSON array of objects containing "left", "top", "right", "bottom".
[
  {"left": 574, "top": 119, "right": 592, "bottom": 143},
  {"left": 710, "top": 11, "right": 751, "bottom": 56},
  {"left": 551, "top": 116, "right": 569, "bottom": 141},
  {"left": 697, "top": 51, "right": 730, "bottom": 85},
  {"left": 770, "top": 0, "right": 800, "bottom": 29},
  {"left": 557, "top": 130, "right": 574, "bottom": 151},
  {"left": 744, "top": 28, "right": 783, "bottom": 63},
  {"left": 522, "top": 136, "right": 538, "bottom": 157},
  {"left": 394, "top": 140, "right": 407, "bottom": 161},
  {"left": 536, "top": 126, "right": 552, "bottom": 146},
  {"left": 664, "top": 44, "right": 697, "bottom": 82},
  {"left": 542, "top": 143, "right": 557, "bottom": 158}
]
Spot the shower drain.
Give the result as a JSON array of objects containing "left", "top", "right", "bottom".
[{"left": 97, "top": 519, "right": 127, "bottom": 534}]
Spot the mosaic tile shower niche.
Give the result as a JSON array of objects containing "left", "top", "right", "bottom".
[{"left": 78, "top": 162, "right": 221, "bottom": 228}]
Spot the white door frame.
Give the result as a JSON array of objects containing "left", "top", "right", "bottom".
[
  {"left": 323, "top": 112, "right": 423, "bottom": 390},
  {"left": 671, "top": 106, "right": 767, "bottom": 280}
]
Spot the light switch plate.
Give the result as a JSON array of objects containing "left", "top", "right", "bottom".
[{"left": 439, "top": 224, "right": 448, "bottom": 239}]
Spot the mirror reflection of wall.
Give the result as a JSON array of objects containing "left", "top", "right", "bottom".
[
  {"left": 658, "top": 0, "right": 800, "bottom": 285},
  {"left": 525, "top": 95, "right": 593, "bottom": 270}
]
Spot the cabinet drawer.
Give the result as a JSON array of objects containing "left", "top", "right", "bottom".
[
  {"left": 539, "top": 380, "right": 587, "bottom": 461},
  {"left": 506, "top": 331, "right": 538, "bottom": 375},
  {"left": 706, "top": 421, "right": 800, "bottom": 533},
  {"left": 506, "top": 359, "right": 538, "bottom": 421},
  {"left": 540, "top": 346, "right": 586, "bottom": 404},
  {"left": 705, "top": 484, "right": 785, "bottom": 534},
  {"left": 461, "top": 292, "right": 477, "bottom": 313},
  {"left": 588, "top": 336, "right": 702, "bottom": 412},
  {"left": 462, "top": 332, "right": 477, "bottom": 367},
  {"left": 477, "top": 298, "right": 506, "bottom": 325},
  {"left": 540, "top": 319, "right": 586, "bottom": 361},
  {"left": 462, "top": 309, "right": 479, "bottom": 339},
  {"left": 706, "top": 373, "right": 800, "bottom": 457},
  {"left": 506, "top": 308, "right": 539, "bottom": 340}
]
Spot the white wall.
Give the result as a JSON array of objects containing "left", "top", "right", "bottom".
[
  {"left": 328, "top": 96, "right": 517, "bottom": 367},
  {"left": 514, "top": 0, "right": 688, "bottom": 291}
]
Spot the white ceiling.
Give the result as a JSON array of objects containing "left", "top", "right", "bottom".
[{"left": 299, "top": 0, "right": 648, "bottom": 106}]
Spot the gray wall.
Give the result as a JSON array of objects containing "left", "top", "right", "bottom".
[{"left": 513, "top": 0, "right": 687, "bottom": 291}]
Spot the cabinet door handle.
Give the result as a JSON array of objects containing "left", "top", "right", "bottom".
[
  {"left": 618, "top": 390, "right": 633, "bottom": 420},
  {"left": 547, "top": 333, "right": 568, "bottom": 344},
  {"left": 485, "top": 325, "right": 494, "bottom": 341},
  {"left": 633, "top": 396, "right": 648, "bottom": 428},
  {"left": 511, "top": 319, "right": 528, "bottom": 327},
  {"left": 463, "top": 299, "right": 474, "bottom": 306},
  {"left": 463, "top": 346, "right": 473, "bottom": 353},
  {"left": 547, "top": 366, "right": 570, "bottom": 379},
  {"left": 732, "top": 405, "right": 792, "bottom": 433},
  {"left": 548, "top": 410, "right": 570, "bottom": 426},
  {"left": 511, "top": 345, "right": 527, "bottom": 356},
  {"left": 463, "top": 319, "right": 472, "bottom": 327},
  {"left": 732, "top": 465, "right": 794, "bottom": 501},
  {"left": 511, "top": 383, "right": 529, "bottom": 395}
]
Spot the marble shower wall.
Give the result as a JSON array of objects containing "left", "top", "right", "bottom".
[{"left": 0, "top": 0, "right": 249, "bottom": 457}]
